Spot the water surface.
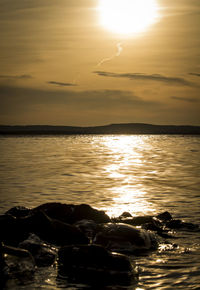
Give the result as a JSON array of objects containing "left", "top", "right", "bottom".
[{"left": 0, "top": 135, "right": 200, "bottom": 289}]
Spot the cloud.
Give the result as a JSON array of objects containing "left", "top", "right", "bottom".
[
  {"left": 48, "top": 81, "right": 77, "bottom": 87},
  {"left": 0, "top": 84, "right": 160, "bottom": 115},
  {"left": 94, "top": 71, "right": 192, "bottom": 86},
  {"left": 189, "top": 73, "right": 200, "bottom": 77},
  {"left": 0, "top": 74, "right": 32, "bottom": 80},
  {"left": 171, "top": 96, "right": 199, "bottom": 103}
]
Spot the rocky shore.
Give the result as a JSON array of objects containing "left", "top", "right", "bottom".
[{"left": 0, "top": 203, "right": 199, "bottom": 288}]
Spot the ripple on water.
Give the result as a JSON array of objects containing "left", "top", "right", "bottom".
[{"left": 0, "top": 135, "right": 200, "bottom": 289}]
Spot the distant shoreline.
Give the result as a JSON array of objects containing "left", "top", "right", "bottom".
[{"left": 0, "top": 123, "right": 200, "bottom": 135}]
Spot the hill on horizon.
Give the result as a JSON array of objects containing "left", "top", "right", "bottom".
[{"left": 0, "top": 123, "right": 200, "bottom": 135}]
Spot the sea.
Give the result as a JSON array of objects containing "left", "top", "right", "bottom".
[{"left": 0, "top": 135, "right": 200, "bottom": 289}]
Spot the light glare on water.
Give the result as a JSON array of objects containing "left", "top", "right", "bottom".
[{"left": 102, "top": 136, "right": 155, "bottom": 216}]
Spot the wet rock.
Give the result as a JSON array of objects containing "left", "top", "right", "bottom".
[
  {"left": 5, "top": 206, "right": 31, "bottom": 218},
  {"left": 0, "top": 243, "right": 35, "bottom": 283},
  {"left": 72, "top": 204, "right": 110, "bottom": 224},
  {"left": 58, "top": 244, "right": 137, "bottom": 286},
  {"left": 157, "top": 211, "right": 172, "bottom": 222},
  {"left": 33, "top": 202, "right": 110, "bottom": 224},
  {"left": 22, "top": 210, "right": 89, "bottom": 246},
  {"left": 33, "top": 202, "right": 74, "bottom": 223},
  {"left": 94, "top": 223, "right": 158, "bottom": 253},
  {"left": 74, "top": 219, "right": 100, "bottom": 241},
  {"left": 0, "top": 242, "right": 5, "bottom": 287},
  {"left": 0, "top": 214, "right": 28, "bottom": 245},
  {"left": 166, "top": 219, "right": 199, "bottom": 231},
  {"left": 142, "top": 221, "right": 174, "bottom": 239},
  {"left": 0, "top": 214, "right": 16, "bottom": 243},
  {"left": 19, "top": 234, "right": 57, "bottom": 267},
  {"left": 113, "top": 215, "right": 172, "bottom": 238},
  {"left": 120, "top": 211, "right": 132, "bottom": 218},
  {"left": 120, "top": 215, "right": 157, "bottom": 226}
]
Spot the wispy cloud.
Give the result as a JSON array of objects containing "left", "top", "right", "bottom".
[
  {"left": 94, "top": 71, "right": 192, "bottom": 86},
  {"left": 0, "top": 74, "right": 32, "bottom": 79},
  {"left": 0, "top": 84, "right": 160, "bottom": 114},
  {"left": 171, "top": 96, "right": 199, "bottom": 103},
  {"left": 48, "top": 81, "right": 77, "bottom": 87},
  {"left": 189, "top": 72, "right": 200, "bottom": 77}
]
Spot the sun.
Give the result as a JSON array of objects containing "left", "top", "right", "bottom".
[{"left": 98, "top": 0, "right": 159, "bottom": 36}]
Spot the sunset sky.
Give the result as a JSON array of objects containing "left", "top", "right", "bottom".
[{"left": 0, "top": 0, "right": 199, "bottom": 126}]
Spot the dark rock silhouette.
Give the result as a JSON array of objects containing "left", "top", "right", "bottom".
[
  {"left": 33, "top": 202, "right": 110, "bottom": 224},
  {"left": 33, "top": 202, "right": 74, "bottom": 223},
  {"left": 58, "top": 244, "right": 137, "bottom": 286},
  {"left": 19, "top": 210, "right": 89, "bottom": 246},
  {"left": 0, "top": 214, "right": 29, "bottom": 245},
  {"left": 1, "top": 203, "right": 199, "bottom": 288},
  {"left": 5, "top": 206, "right": 31, "bottom": 218},
  {"left": 157, "top": 211, "right": 172, "bottom": 222},
  {"left": 119, "top": 211, "right": 133, "bottom": 218},
  {"left": 166, "top": 219, "right": 199, "bottom": 231}
]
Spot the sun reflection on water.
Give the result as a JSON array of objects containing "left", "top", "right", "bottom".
[
  {"left": 101, "top": 136, "right": 156, "bottom": 217},
  {"left": 106, "top": 186, "right": 155, "bottom": 217}
]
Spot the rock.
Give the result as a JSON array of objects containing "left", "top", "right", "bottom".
[
  {"left": 0, "top": 214, "right": 16, "bottom": 243},
  {"left": 94, "top": 223, "right": 158, "bottom": 253},
  {"left": 0, "top": 243, "right": 35, "bottom": 283},
  {"left": 142, "top": 222, "right": 174, "bottom": 239},
  {"left": 0, "top": 214, "right": 28, "bottom": 245},
  {"left": 74, "top": 219, "right": 100, "bottom": 241},
  {"left": 19, "top": 234, "right": 57, "bottom": 267},
  {"left": 5, "top": 206, "right": 31, "bottom": 218},
  {"left": 33, "top": 202, "right": 110, "bottom": 224},
  {"left": 58, "top": 244, "right": 137, "bottom": 286},
  {"left": 22, "top": 210, "right": 89, "bottom": 246},
  {"left": 119, "top": 211, "right": 133, "bottom": 218},
  {"left": 120, "top": 215, "right": 157, "bottom": 226},
  {"left": 33, "top": 202, "right": 74, "bottom": 223},
  {"left": 72, "top": 204, "right": 110, "bottom": 224},
  {"left": 157, "top": 211, "right": 172, "bottom": 222},
  {"left": 0, "top": 242, "right": 5, "bottom": 287},
  {"left": 166, "top": 219, "right": 199, "bottom": 231},
  {"left": 0, "top": 210, "right": 88, "bottom": 246}
]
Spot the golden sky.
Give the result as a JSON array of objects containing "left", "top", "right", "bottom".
[{"left": 0, "top": 0, "right": 199, "bottom": 125}]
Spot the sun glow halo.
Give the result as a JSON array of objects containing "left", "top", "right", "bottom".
[{"left": 99, "top": 0, "right": 159, "bottom": 35}]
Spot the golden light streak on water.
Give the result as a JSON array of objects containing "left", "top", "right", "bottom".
[{"left": 101, "top": 135, "right": 156, "bottom": 217}]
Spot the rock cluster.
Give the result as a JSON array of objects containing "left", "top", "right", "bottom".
[{"left": 0, "top": 202, "right": 199, "bottom": 288}]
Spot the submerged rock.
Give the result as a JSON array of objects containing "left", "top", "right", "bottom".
[
  {"left": 58, "top": 244, "right": 137, "bottom": 286},
  {"left": 94, "top": 223, "right": 158, "bottom": 253},
  {"left": 19, "top": 234, "right": 57, "bottom": 267}
]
